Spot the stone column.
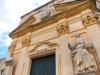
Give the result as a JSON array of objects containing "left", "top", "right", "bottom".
[
  {"left": 24, "top": 54, "right": 31, "bottom": 75},
  {"left": 57, "top": 22, "right": 74, "bottom": 75},
  {"left": 87, "top": 24, "right": 100, "bottom": 61},
  {"left": 58, "top": 34, "right": 74, "bottom": 75},
  {"left": 6, "top": 66, "right": 13, "bottom": 75},
  {"left": 15, "top": 35, "right": 31, "bottom": 75},
  {"left": 15, "top": 47, "right": 28, "bottom": 75},
  {"left": 82, "top": 13, "right": 100, "bottom": 61},
  {"left": 56, "top": 42, "right": 62, "bottom": 75}
]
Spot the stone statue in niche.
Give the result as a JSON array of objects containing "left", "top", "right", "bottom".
[{"left": 68, "top": 33, "right": 97, "bottom": 75}]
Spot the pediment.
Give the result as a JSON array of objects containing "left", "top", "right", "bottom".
[
  {"left": 11, "top": 15, "right": 35, "bottom": 35},
  {"left": 9, "top": 0, "right": 96, "bottom": 39}
]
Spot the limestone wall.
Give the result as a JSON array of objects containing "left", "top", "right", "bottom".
[{"left": 9, "top": 7, "right": 100, "bottom": 75}]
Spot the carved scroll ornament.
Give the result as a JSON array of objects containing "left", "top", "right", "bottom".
[{"left": 29, "top": 41, "right": 58, "bottom": 53}]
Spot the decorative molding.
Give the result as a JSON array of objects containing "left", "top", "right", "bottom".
[
  {"left": 57, "top": 21, "right": 69, "bottom": 36},
  {"left": 82, "top": 13, "right": 99, "bottom": 27},
  {"left": 54, "top": 1, "right": 79, "bottom": 11},
  {"left": 29, "top": 41, "right": 58, "bottom": 53}
]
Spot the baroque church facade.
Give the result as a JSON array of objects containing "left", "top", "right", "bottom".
[{"left": 2, "top": 0, "right": 100, "bottom": 75}]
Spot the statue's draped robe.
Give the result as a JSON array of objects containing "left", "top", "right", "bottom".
[{"left": 70, "top": 35, "right": 97, "bottom": 74}]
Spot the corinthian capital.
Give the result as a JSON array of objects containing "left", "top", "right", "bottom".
[
  {"left": 57, "top": 21, "right": 69, "bottom": 36},
  {"left": 21, "top": 36, "right": 31, "bottom": 47},
  {"left": 82, "top": 14, "right": 99, "bottom": 27}
]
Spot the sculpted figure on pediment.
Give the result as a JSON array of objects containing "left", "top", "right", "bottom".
[
  {"left": 68, "top": 33, "right": 97, "bottom": 75},
  {"left": 41, "top": 8, "right": 51, "bottom": 21}
]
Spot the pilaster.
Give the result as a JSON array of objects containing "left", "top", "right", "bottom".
[{"left": 82, "top": 13, "right": 100, "bottom": 61}]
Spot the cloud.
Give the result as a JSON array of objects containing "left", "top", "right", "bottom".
[{"left": 4, "top": 0, "right": 51, "bottom": 24}]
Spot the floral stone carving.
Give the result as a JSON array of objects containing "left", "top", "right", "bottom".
[
  {"left": 82, "top": 14, "right": 99, "bottom": 27},
  {"left": 57, "top": 22, "right": 69, "bottom": 35}
]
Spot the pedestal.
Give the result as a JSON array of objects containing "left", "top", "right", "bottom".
[{"left": 76, "top": 71, "right": 96, "bottom": 75}]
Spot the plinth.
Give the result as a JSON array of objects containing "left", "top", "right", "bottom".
[{"left": 76, "top": 71, "right": 96, "bottom": 75}]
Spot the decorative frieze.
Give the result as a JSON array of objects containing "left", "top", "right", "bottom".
[
  {"left": 82, "top": 13, "right": 99, "bottom": 27},
  {"left": 57, "top": 22, "right": 69, "bottom": 36}
]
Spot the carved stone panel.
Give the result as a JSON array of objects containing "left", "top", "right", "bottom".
[{"left": 68, "top": 18, "right": 84, "bottom": 32}]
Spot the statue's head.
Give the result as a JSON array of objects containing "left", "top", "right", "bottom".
[{"left": 75, "top": 33, "right": 80, "bottom": 38}]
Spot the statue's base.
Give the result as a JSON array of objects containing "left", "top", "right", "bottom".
[{"left": 76, "top": 71, "right": 96, "bottom": 75}]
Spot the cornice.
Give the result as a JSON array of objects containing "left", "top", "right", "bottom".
[{"left": 9, "top": 0, "right": 95, "bottom": 39}]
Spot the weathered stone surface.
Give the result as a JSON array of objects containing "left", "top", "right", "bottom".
[{"left": 7, "top": 0, "right": 100, "bottom": 75}]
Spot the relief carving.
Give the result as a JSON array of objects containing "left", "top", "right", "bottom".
[
  {"left": 40, "top": 9, "right": 51, "bottom": 21},
  {"left": 21, "top": 36, "right": 31, "bottom": 47},
  {"left": 8, "top": 41, "right": 16, "bottom": 57},
  {"left": 68, "top": 33, "right": 97, "bottom": 75},
  {"left": 82, "top": 14, "right": 99, "bottom": 27},
  {"left": 57, "top": 22, "right": 69, "bottom": 36},
  {"left": 29, "top": 41, "right": 58, "bottom": 53}
]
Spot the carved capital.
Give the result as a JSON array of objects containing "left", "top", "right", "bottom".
[
  {"left": 57, "top": 22, "right": 69, "bottom": 36},
  {"left": 21, "top": 36, "right": 31, "bottom": 47},
  {"left": 82, "top": 14, "right": 99, "bottom": 27}
]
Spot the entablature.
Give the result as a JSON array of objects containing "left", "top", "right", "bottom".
[{"left": 9, "top": 0, "right": 96, "bottom": 39}]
